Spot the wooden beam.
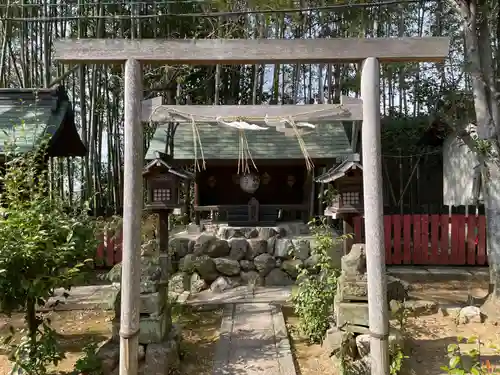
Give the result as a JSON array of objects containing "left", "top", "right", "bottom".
[
  {"left": 342, "top": 96, "right": 362, "bottom": 151},
  {"left": 119, "top": 58, "right": 143, "bottom": 375},
  {"left": 142, "top": 96, "right": 162, "bottom": 122},
  {"left": 141, "top": 96, "right": 363, "bottom": 123},
  {"left": 360, "top": 57, "right": 390, "bottom": 374},
  {"left": 54, "top": 37, "right": 450, "bottom": 64},
  {"left": 142, "top": 104, "right": 362, "bottom": 123}
]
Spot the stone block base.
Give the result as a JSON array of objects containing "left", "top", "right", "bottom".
[
  {"left": 324, "top": 327, "right": 356, "bottom": 358},
  {"left": 96, "top": 339, "right": 146, "bottom": 375},
  {"left": 97, "top": 325, "right": 181, "bottom": 375},
  {"left": 140, "top": 291, "right": 167, "bottom": 314},
  {"left": 335, "top": 301, "right": 369, "bottom": 327},
  {"left": 327, "top": 325, "right": 404, "bottom": 375},
  {"left": 336, "top": 275, "right": 410, "bottom": 303},
  {"left": 337, "top": 277, "right": 368, "bottom": 301},
  {"left": 355, "top": 328, "right": 405, "bottom": 356},
  {"left": 112, "top": 312, "right": 172, "bottom": 344},
  {"left": 96, "top": 339, "right": 120, "bottom": 374},
  {"left": 144, "top": 339, "right": 180, "bottom": 375},
  {"left": 331, "top": 355, "right": 371, "bottom": 375}
]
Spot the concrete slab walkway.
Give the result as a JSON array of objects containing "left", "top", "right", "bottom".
[
  {"left": 213, "top": 303, "right": 296, "bottom": 375},
  {"left": 42, "top": 284, "right": 117, "bottom": 311},
  {"left": 187, "top": 286, "right": 293, "bottom": 307},
  {"left": 388, "top": 266, "right": 489, "bottom": 282}
]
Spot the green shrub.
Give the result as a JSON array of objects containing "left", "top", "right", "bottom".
[
  {"left": 291, "top": 217, "right": 346, "bottom": 344},
  {"left": 441, "top": 336, "right": 500, "bottom": 375},
  {"left": 0, "top": 142, "right": 98, "bottom": 374}
]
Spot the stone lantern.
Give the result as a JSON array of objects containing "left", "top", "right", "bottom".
[
  {"left": 143, "top": 154, "right": 192, "bottom": 212},
  {"left": 142, "top": 153, "right": 193, "bottom": 277},
  {"left": 99, "top": 154, "right": 192, "bottom": 374},
  {"left": 316, "top": 157, "right": 364, "bottom": 254},
  {"left": 317, "top": 159, "right": 364, "bottom": 219}
]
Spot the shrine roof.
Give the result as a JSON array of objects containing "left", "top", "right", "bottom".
[
  {"left": 315, "top": 159, "right": 363, "bottom": 183},
  {"left": 0, "top": 86, "right": 86, "bottom": 157},
  {"left": 146, "top": 122, "right": 352, "bottom": 161}
]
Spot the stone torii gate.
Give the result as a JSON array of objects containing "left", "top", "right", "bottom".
[{"left": 54, "top": 37, "right": 449, "bottom": 375}]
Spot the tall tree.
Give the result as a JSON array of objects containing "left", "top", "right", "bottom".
[{"left": 451, "top": 0, "right": 500, "bottom": 312}]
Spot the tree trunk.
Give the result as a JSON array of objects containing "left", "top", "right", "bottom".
[
  {"left": 455, "top": 0, "right": 500, "bottom": 302},
  {"left": 26, "top": 296, "right": 40, "bottom": 361},
  {"left": 482, "top": 160, "right": 500, "bottom": 297}
]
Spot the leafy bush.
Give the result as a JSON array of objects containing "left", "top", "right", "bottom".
[
  {"left": 291, "top": 217, "right": 346, "bottom": 344},
  {"left": 73, "top": 342, "right": 104, "bottom": 375},
  {"left": 0, "top": 143, "right": 98, "bottom": 374},
  {"left": 441, "top": 336, "right": 500, "bottom": 375}
]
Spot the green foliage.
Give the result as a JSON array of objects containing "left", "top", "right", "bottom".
[
  {"left": 390, "top": 346, "right": 408, "bottom": 375},
  {"left": 441, "top": 337, "right": 500, "bottom": 375},
  {"left": 73, "top": 342, "right": 104, "bottom": 375},
  {"left": 387, "top": 301, "right": 410, "bottom": 375},
  {"left": 141, "top": 213, "right": 161, "bottom": 242},
  {"left": 319, "top": 185, "right": 338, "bottom": 206},
  {"left": 8, "top": 321, "right": 64, "bottom": 375},
  {"left": 291, "top": 217, "right": 345, "bottom": 344},
  {"left": 472, "top": 134, "right": 494, "bottom": 157},
  {"left": 170, "top": 213, "right": 188, "bottom": 229},
  {"left": 0, "top": 140, "right": 99, "bottom": 373},
  {"left": 381, "top": 116, "right": 438, "bottom": 153},
  {"left": 389, "top": 300, "right": 411, "bottom": 334}
]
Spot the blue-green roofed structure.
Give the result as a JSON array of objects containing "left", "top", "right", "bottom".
[
  {"left": 146, "top": 123, "right": 352, "bottom": 162},
  {"left": 0, "top": 86, "right": 86, "bottom": 159},
  {"left": 144, "top": 117, "right": 357, "bottom": 226}
]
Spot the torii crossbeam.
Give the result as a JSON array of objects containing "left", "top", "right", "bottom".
[
  {"left": 141, "top": 95, "right": 364, "bottom": 124},
  {"left": 53, "top": 37, "right": 450, "bottom": 375}
]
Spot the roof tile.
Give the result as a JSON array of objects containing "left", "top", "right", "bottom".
[{"left": 146, "top": 123, "right": 352, "bottom": 160}]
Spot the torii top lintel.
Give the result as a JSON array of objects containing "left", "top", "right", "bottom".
[
  {"left": 141, "top": 95, "right": 363, "bottom": 123},
  {"left": 54, "top": 37, "right": 450, "bottom": 65}
]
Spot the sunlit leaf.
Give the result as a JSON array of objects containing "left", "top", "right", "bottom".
[{"left": 449, "top": 355, "right": 461, "bottom": 368}]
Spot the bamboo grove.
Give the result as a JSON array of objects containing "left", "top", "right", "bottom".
[{"left": 0, "top": 0, "right": 485, "bottom": 216}]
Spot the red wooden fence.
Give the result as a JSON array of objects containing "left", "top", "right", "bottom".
[
  {"left": 95, "top": 227, "right": 123, "bottom": 267},
  {"left": 352, "top": 214, "right": 487, "bottom": 266}
]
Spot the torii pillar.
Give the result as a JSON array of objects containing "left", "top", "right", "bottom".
[{"left": 54, "top": 37, "right": 449, "bottom": 375}]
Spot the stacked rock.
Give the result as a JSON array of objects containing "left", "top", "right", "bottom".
[
  {"left": 168, "top": 224, "right": 330, "bottom": 293},
  {"left": 98, "top": 239, "right": 180, "bottom": 375},
  {"left": 327, "top": 244, "right": 407, "bottom": 374}
]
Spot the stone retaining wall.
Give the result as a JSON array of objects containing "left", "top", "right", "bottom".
[{"left": 168, "top": 224, "right": 343, "bottom": 294}]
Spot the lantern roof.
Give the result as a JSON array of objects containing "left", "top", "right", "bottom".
[
  {"left": 315, "top": 156, "right": 362, "bottom": 183},
  {"left": 143, "top": 151, "right": 193, "bottom": 179}
]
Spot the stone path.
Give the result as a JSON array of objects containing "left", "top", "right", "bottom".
[
  {"left": 189, "top": 287, "right": 296, "bottom": 374},
  {"left": 37, "top": 266, "right": 488, "bottom": 313},
  {"left": 43, "top": 284, "right": 117, "bottom": 311},
  {"left": 213, "top": 303, "right": 296, "bottom": 375},
  {"left": 38, "top": 267, "right": 488, "bottom": 375},
  {"left": 187, "top": 286, "right": 292, "bottom": 307},
  {"left": 388, "top": 266, "right": 488, "bottom": 282},
  {"left": 38, "top": 266, "right": 488, "bottom": 312}
]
